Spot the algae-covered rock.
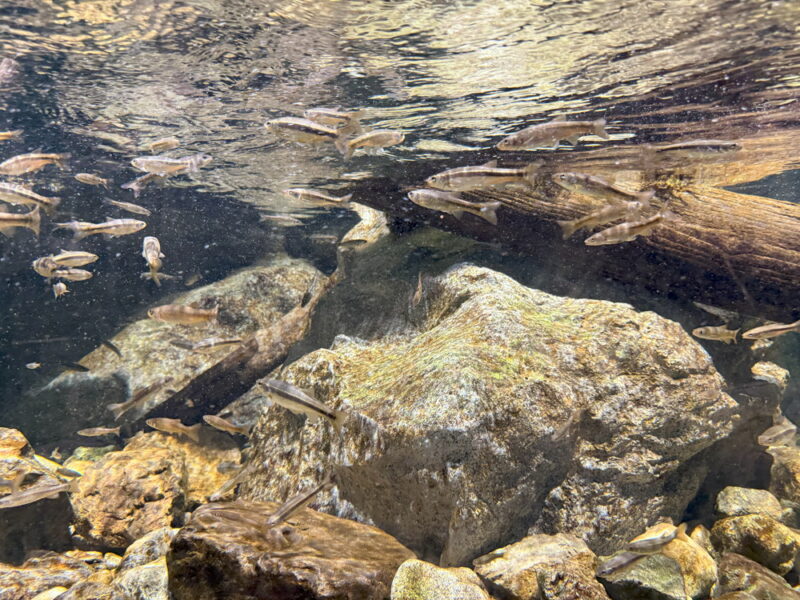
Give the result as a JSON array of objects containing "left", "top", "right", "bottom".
[
  {"left": 0, "top": 429, "right": 74, "bottom": 564},
  {"left": 716, "top": 487, "right": 784, "bottom": 520},
  {"left": 0, "top": 552, "right": 102, "bottom": 600},
  {"left": 113, "top": 556, "right": 168, "bottom": 600},
  {"left": 717, "top": 552, "right": 800, "bottom": 599},
  {"left": 70, "top": 447, "right": 185, "bottom": 550},
  {"left": 711, "top": 514, "right": 800, "bottom": 575},
  {"left": 473, "top": 533, "right": 609, "bottom": 600},
  {"left": 241, "top": 264, "right": 740, "bottom": 564},
  {"left": 8, "top": 255, "right": 320, "bottom": 446},
  {"left": 168, "top": 499, "right": 415, "bottom": 600},
  {"left": 768, "top": 446, "right": 800, "bottom": 505},
  {"left": 390, "top": 559, "right": 489, "bottom": 600},
  {"left": 598, "top": 535, "right": 716, "bottom": 600},
  {"left": 115, "top": 527, "right": 177, "bottom": 574}
]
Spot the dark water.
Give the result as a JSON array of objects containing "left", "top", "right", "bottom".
[{"left": 0, "top": 0, "right": 799, "bottom": 423}]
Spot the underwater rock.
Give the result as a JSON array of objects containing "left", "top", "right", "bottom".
[
  {"left": 115, "top": 526, "right": 178, "bottom": 574},
  {"left": 597, "top": 534, "right": 716, "bottom": 600},
  {"left": 390, "top": 558, "right": 489, "bottom": 600},
  {"left": 0, "top": 551, "right": 103, "bottom": 600},
  {"left": 113, "top": 556, "right": 168, "bottom": 600},
  {"left": 55, "top": 579, "right": 126, "bottom": 600},
  {"left": 8, "top": 255, "right": 320, "bottom": 446},
  {"left": 0, "top": 428, "right": 75, "bottom": 564},
  {"left": 62, "top": 445, "right": 117, "bottom": 476},
  {"left": 168, "top": 498, "right": 415, "bottom": 600},
  {"left": 767, "top": 446, "right": 800, "bottom": 505},
  {"left": 241, "top": 264, "right": 741, "bottom": 564},
  {"left": 711, "top": 514, "right": 800, "bottom": 575},
  {"left": 716, "top": 487, "right": 784, "bottom": 520},
  {"left": 473, "top": 533, "right": 609, "bottom": 600},
  {"left": 717, "top": 552, "right": 800, "bottom": 599},
  {"left": 70, "top": 447, "right": 185, "bottom": 550}
]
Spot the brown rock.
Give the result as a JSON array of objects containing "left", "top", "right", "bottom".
[
  {"left": 768, "top": 446, "right": 800, "bottom": 505},
  {"left": 55, "top": 579, "right": 127, "bottom": 600},
  {"left": 168, "top": 499, "right": 415, "bottom": 600},
  {"left": 717, "top": 552, "right": 800, "bottom": 599},
  {"left": 711, "top": 514, "right": 800, "bottom": 575},
  {"left": 0, "top": 427, "right": 33, "bottom": 458},
  {"left": 391, "top": 559, "right": 489, "bottom": 600},
  {"left": 716, "top": 487, "right": 784, "bottom": 520},
  {"left": 70, "top": 447, "right": 185, "bottom": 550},
  {"left": 473, "top": 533, "right": 609, "bottom": 600},
  {"left": 0, "top": 552, "right": 100, "bottom": 600}
]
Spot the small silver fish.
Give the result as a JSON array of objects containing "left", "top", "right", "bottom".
[
  {"left": 0, "top": 182, "right": 60, "bottom": 215},
  {"left": 75, "top": 173, "right": 109, "bottom": 188},
  {"left": 426, "top": 161, "right": 540, "bottom": 192},
  {"left": 141, "top": 236, "right": 166, "bottom": 286},
  {"left": 77, "top": 426, "right": 121, "bottom": 438},
  {"left": 51, "top": 250, "right": 98, "bottom": 267},
  {"left": 0, "top": 480, "right": 78, "bottom": 509},
  {"left": 692, "top": 301, "right": 739, "bottom": 324},
  {"left": 303, "top": 108, "right": 363, "bottom": 133},
  {"left": 742, "top": 320, "right": 800, "bottom": 340},
  {"left": 107, "top": 377, "right": 172, "bottom": 421},
  {"left": 265, "top": 117, "right": 341, "bottom": 145},
  {"left": 692, "top": 325, "right": 739, "bottom": 344},
  {"left": 266, "top": 474, "right": 336, "bottom": 526},
  {"left": 25, "top": 362, "right": 41, "bottom": 369},
  {"left": 190, "top": 337, "right": 243, "bottom": 352},
  {"left": 282, "top": 188, "right": 353, "bottom": 206},
  {"left": 557, "top": 200, "right": 648, "bottom": 240},
  {"left": 337, "top": 129, "right": 404, "bottom": 159},
  {"left": 54, "top": 218, "right": 147, "bottom": 240},
  {"left": 408, "top": 189, "right": 501, "bottom": 225},
  {"left": 53, "top": 268, "right": 93, "bottom": 282},
  {"left": 260, "top": 379, "right": 344, "bottom": 431},
  {"left": 33, "top": 257, "right": 59, "bottom": 278},
  {"left": 121, "top": 173, "right": 165, "bottom": 198},
  {"left": 131, "top": 153, "right": 211, "bottom": 176},
  {"left": 627, "top": 522, "right": 682, "bottom": 552},
  {"left": 52, "top": 282, "right": 69, "bottom": 299},
  {"left": 146, "top": 136, "right": 180, "bottom": 153},
  {"left": 148, "top": 304, "right": 218, "bottom": 325},
  {"left": 552, "top": 172, "right": 655, "bottom": 206},
  {"left": 0, "top": 205, "right": 40, "bottom": 237},
  {"left": 584, "top": 211, "right": 677, "bottom": 246},
  {"left": 596, "top": 551, "right": 646, "bottom": 577},
  {"left": 202, "top": 415, "right": 251, "bottom": 436},
  {"left": 0, "top": 129, "right": 22, "bottom": 141},
  {"left": 0, "top": 152, "right": 70, "bottom": 175},
  {"left": 146, "top": 418, "right": 202, "bottom": 443},
  {"left": 648, "top": 139, "right": 740, "bottom": 159},
  {"left": 758, "top": 415, "right": 797, "bottom": 447},
  {"left": 103, "top": 198, "right": 152, "bottom": 216},
  {"left": 497, "top": 115, "right": 609, "bottom": 151}
]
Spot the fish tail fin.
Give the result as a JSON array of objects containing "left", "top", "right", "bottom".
[
  {"left": 335, "top": 136, "right": 353, "bottom": 160},
  {"left": 55, "top": 154, "right": 71, "bottom": 170},
  {"left": 557, "top": 219, "right": 578, "bottom": 240},
  {"left": 67, "top": 479, "right": 81, "bottom": 493},
  {"left": 108, "top": 403, "right": 126, "bottom": 421},
  {"left": 332, "top": 410, "right": 346, "bottom": 435},
  {"left": 341, "top": 193, "right": 353, "bottom": 204},
  {"left": 185, "top": 424, "right": 202, "bottom": 444},
  {"left": 523, "top": 161, "right": 543, "bottom": 183},
  {"left": 660, "top": 209, "right": 679, "bottom": 223},
  {"left": 0, "top": 227, "right": 14, "bottom": 238},
  {"left": 675, "top": 522, "right": 690, "bottom": 542},
  {"left": 593, "top": 119, "right": 609, "bottom": 139},
  {"left": 479, "top": 201, "right": 500, "bottom": 226},
  {"left": 211, "top": 305, "right": 220, "bottom": 323},
  {"left": 636, "top": 190, "right": 655, "bottom": 207},
  {"left": 27, "top": 205, "right": 41, "bottom": 237},
  {"left": 43, "top": 198, "right": 60, "bottom": 216},
  {"left": 10, "top": 470, "right": 25, "bottom": 493}
]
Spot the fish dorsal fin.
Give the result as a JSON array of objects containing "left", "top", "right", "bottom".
[
  {"left": 483, "top": 160, "right": 497, "bottom": 168},
  {"left": 105, "top": 216, "right": 116, "bottom": 222}
]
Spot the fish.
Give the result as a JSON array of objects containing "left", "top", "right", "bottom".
[
  {"left": 107, "top": 377, "right": 172, "bottom": 421},
  {"left": 131, "top": 153, "right": 212, "bottom": 176},
  {"left": 410, "top": 272, "right": 424, "bottom": 309},
  {"left": 0, "top": 152, "right": 70, "bottom": 175},
  {"left": 146, "top": 136, "right": 180, "bottom": 153},
  {"left": 121, "top": 173, "right": 165, "bottom": 198},
  {"left": 265, "top": 117, "right": 341, "bottom": 145},
  {"left": 742, "top": 319, "right": 800, "bottom": 340},
  {"left": 103, "top": 198, "right": 152, "bottom": 216},
  {"left": 209, "top": 461, "right": 261, "bottom": 501},
  {"left": 61, "top": 362, "right": 89, "bottom": 372},
  {"left": 101, "top": 340, "right": 123, "bottom": 358},
  {"left": 336, "top": 129, "right": 404, "bottom": 159},
  {"left": 141, "top": 236, "right": 166, "bottom": 286},
  {"left": 53, "top": 268, "right": 93, "bottom": 282},
  {"left": 54, "top": 218, "right": 147, "bottom": 240},
  {"left": 596, "top": 551, "right": 646, "bottom": 577},
  {"left": 148, "top": 304, "right": 218, "bottom": 325},
  {"left": 497, "top": 115, "right": 609, "bottom": 151},
  {"left": 74, "top": 173, "right": 109, "bottom": 188},
  {"left": 77, "top": 426, "right": 121, "bottom": 438},
  {"left": 552, "top": 172, "right": 655, "bottom": 206},
  {"left": 0, "top": 480, "right": 78, "bottom": 509},
  {"left": 758, "top": 415, "right": 797, "bottom": 447},
  {"left": 0, "top": 130, "right": 22, "bottom": 141},
  {"left": 51, "top": 250, "right": 99, "bottom": 267},
  {"left": 557, "top": 200, "right": 648, "bottom": 240},
  {"left": 202, "top": 415, "right": 251, "bottom": 436},
  {"left": 190, "top": 337, "right": 243, "bottom": 352},
  {"left": 145, "top": 418, "right": 202, "bottom": 443},
  {"left": 303, "top": 107, "right": 364, "bottom": 133},
  {"left": 584, "top": 211, "right": 677, "bottom": 246},
  {"left": 25, "top": 362, "right": 41, "bottom": 369},
  {"left": 52, "top": 282, "right": 69, "bottom": 299},
  {"left": 217, "top": 461, "right": 241, "bottom": 474},
  {"left": 407, "top": 189, "right": 501, "bottom": 225},
  {"left": 265, "top": 474, "right": 336, "bottom": 526},
  {"left": 0, "top": 182, "right": 60, "bottom": 215},
  {"left": 0, "top": 205, "right": 40, "bottom": 237},
  {"left": 627, "top": 522, "right": 683, "bottom": 552},
  {"left": 309, "top": 234, "right": 339, "bottom": 244},
  {"left": 282, "top": 188, "right": 353, "bottom": 206},
  {"left": 425, "top": 161, "right": 541, "bottom": 192},
  {"left": 692, "top": 301, "right": 739, "bottom": 323},
  {"left": 56, "top": 467, "right": 82, "bottom": 478},
  {"left": 259, "top": 214, "right": 304, "bottom": 227},
  {"left": 692, "top": 325, "right": 739, "bottom": 344},
  {"left": 647, "top": 139, "right": 741, "bottom": 160},
  {"left": 260, "top": 379, "right": 344, "bottom": 431},
  {"left": 184, "top": 273, "right": 202, "bottom": 286},
  {"left": 32, "top": 257, "right": 59, "bottom": 278}
]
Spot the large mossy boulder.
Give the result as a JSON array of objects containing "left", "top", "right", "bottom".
[{"left": 240, "top": 264, "right": 745, "bottom": 565}]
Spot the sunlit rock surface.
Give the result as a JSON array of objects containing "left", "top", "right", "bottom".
[
  {"left": 168, "top": 499, "right": 415, "bottom": 600},
  {"left": 716, "top": 486, "right": 784, "bottom": 521},
  {"left": 115, "top": 527, "right": 178, "bottom": 575},
  {"left": 240, "top": 264, "right": 741, "bottom": 564},
  {"left": 716, "top": 552, "right": 800, "bottom": 599},
  {"left": 0, "top": 428, "right": 74, "bottom": 564},
  {"left": 114, "top": 556, "right": 168, "bottom": 600},
  {"left": 473, "top": 533, "right": 609, "bottom": 600},
  {"left": 8, "top": 255, "right": 320, "bottom": 446},
  {"left": 0, "top": 551, "right": 114, "bottom": 600},
  {"left": 598, "top": 535, "right": 716, "bottom": 600},
  {"left": 711, "top": 514, "right": 800, "bottom": 575},
  {"left": 390, "top": 558, "right": 489, "bottom": 600}
]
